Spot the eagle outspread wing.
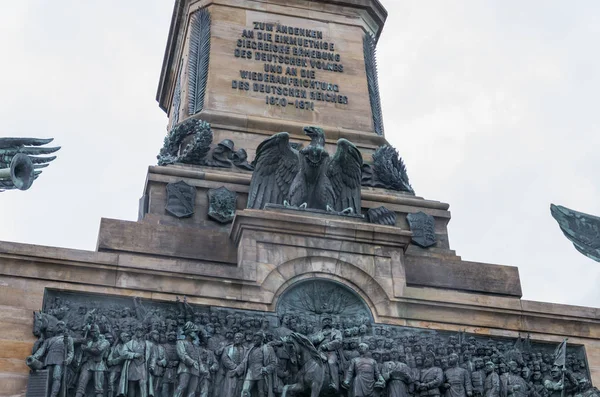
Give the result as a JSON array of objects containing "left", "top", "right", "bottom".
[
  {"left": 327, "top": 138, "right": 363, "bottom": 213},
  {"left": 247, "top": 132, "right": 300, "bottom": 209},
  {"left": 0, "top": 137, "right": 60, "bottom": 191},
  {"left": 551, "top": 204, "right": 600, "bottom": 262}
]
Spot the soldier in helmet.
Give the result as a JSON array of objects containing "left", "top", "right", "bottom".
[
  {"left": 27, "top": 320, "right": 74, "bottom": 397},
  {"left": 211, "top": 139, "right": 235, "bottom": 167},
  {"left": 231, "top": 147, "right": 254, "bottom": 170}
]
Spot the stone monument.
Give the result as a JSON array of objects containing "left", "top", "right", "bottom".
[{"left": 0, "top": 1, "right": 598, "bottom": 397}]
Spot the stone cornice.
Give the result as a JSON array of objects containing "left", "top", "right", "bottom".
[{"left": 0, "top": 240, "right": 598, "bottom": 340}]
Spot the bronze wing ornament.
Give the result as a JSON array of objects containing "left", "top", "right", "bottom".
[
  {"left": 247, "top": 132, "right": 300, "bottom": 209},
  {"left": 327, "top": 138, "right": 363, "bottom": 214},
  {"left": 0, "top": 137, "right": 60, "bottom": 191},
  {"left": 551, "top": 204, "right": 600, "bottom": 262}
]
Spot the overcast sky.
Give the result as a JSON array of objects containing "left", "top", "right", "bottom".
[{"left": 0, "top": 1, "right": 598, "bottom": 309}]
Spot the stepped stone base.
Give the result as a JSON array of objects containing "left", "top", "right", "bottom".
[{"left": 0, "top": 164, "right": 598, "bottom": 395}]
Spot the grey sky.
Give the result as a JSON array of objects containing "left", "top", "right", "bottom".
[{"left": 0, "top": 1, "right": 598, "bottom": 308}]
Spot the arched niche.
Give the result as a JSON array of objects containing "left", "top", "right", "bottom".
[{"left": 276, "top": 279, "right": 374, "bottom": 328}]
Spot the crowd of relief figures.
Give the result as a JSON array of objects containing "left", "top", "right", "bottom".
[{"left": 28, "top": 289, "right": 597, "bottom": 397}]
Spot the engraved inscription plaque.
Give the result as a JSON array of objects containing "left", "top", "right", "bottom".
[{"left": 231, "top": 22, "right": 350, "bottom": 112}]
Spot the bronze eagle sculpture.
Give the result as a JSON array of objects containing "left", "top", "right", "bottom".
[{"left": 247, "top": 126, "right": 363, "bottom": 214}]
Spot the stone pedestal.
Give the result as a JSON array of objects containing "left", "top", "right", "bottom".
[
  {"left": 158, "top": 0, "right": 391, "bottom": 162},
  {"left": 0, "top": 1, "right": 599, "bottom": 396},
  {"left": 231, "top": 207, "right": 412, "bottom": 307}
]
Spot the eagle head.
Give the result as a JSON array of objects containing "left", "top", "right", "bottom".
[{"left": 303, "top": 126, "right": 325, "bottom": 147}]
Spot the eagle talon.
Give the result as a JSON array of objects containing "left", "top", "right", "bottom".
[
  {"left": 299, "top": 203, "right": 308, "bottom": 209},
  {"left": 283, "top": 200, "right": 291, "bottom": 207},
  {"left": 326, "top": 205, "right": 335, "bottom": 212},
  {"left": 341, "top": 207, "right": 354, "bottom": 215}
]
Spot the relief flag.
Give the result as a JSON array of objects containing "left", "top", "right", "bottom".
[{"left": 553, "top": 338, "right": 568, "bottom": 368}]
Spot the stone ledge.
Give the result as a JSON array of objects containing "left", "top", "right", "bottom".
[
  {"left": 147, "top": 164, "right": 451, "bottom": 212},
  {"left": 404, "top": 254, "right": 523, "bottom": 297},
  {"left": 520, "top": 300, "right": 600, "bottom": 321},
  {"left": 0, "top": 243, "right": 598, "bottom": 338},
  {"left": 379, "top": 300, "right": 600, "bottom": 341},
  {"left": 0, "top": 241, "right": 118, "bottom": 266},
  {"left": 197, "top": 109, "right": 388, "bottom": 148},
  {"left": 97, "top": 218, "right": 237, "bottom": 264},
  {"left": 230, "top": 208, "right": 413, "bottom": 248}
]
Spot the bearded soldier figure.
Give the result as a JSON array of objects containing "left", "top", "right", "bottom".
[
  {"left": 507, "top": 361, "right": 529, "bottom": 397},
  {"left": 471, "top": 358, "right": 486, "bottom": 397},
  {"left": 219, "top": 332, "right": 248, "bottom": 397},
  {"left": 342, "top": 343, "right": 386, "bottom": 397},
  {"left": 544, "top": 365, "right": 567, "bottom": 397},
  {"left": 26, "top": 321, "right": 74, "bottom": 397},
  {"left": 240, "top": 331, "right": 277, "bottom": 397},
  {"left": 196, "top": 340, "right": 219, "bottom": 397},
  {"left": 381, "top": 350, "right": 413, "bottom": 397},
  {"left": 575, "top": 379, "right": 600, "bottom": 397},
  {"left": 416, "top": 352, "right": 443, "bottom": 397},
  {"left": 107, "top": 332, "right": 131, "bottom": 397},
  {"left": 148, "top": 329, "right": 167, "bottom": 397},
  {"left": 484, "top": 361, "right": 500, "bottom": 397},
  {"left": 160, "top": 330, "right": 180, "bottom": 397},
  {"left": 118, "top": 323, "right": 154, "bottom": 397},
  {"left": 174, "top": 322, "right": 206, "bottom": 397},
  {"left": 443, "top": 353, "right": 473, "bottom": 397},
  {"left": 309, "top": 314, "right": 344, "bottom": 391},
  {"left": 75, "top": 324, "right": 110, "bottom": 397}
]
